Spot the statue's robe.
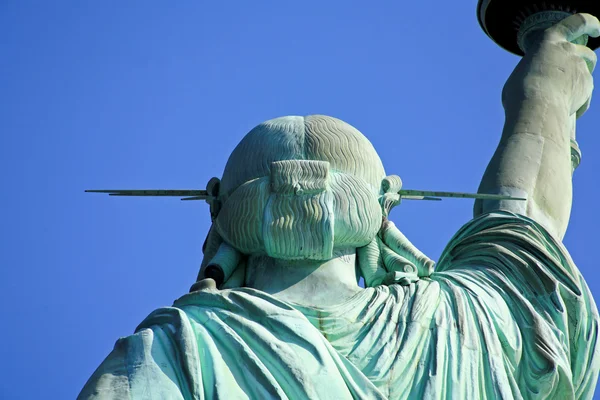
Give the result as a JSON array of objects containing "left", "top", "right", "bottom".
[{"left": 79, "top": 212, "right": 600, "bottom": 399}]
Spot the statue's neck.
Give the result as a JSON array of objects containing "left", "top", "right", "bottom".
[{"left": 244, "top": 248, "right": 362, "bottom": 307}]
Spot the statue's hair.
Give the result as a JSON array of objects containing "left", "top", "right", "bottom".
[
  {"left": 219, "top": 115, "right": 386, "bottom": 203},
  {"left": 214, "top": 169, "right": 383, "bottom": 257},
  {"left": 215, "top": 178, "right": 268, "bottom": 255},
  {"left": 193, "top": 115, "right": 434, "bottom": 290}
]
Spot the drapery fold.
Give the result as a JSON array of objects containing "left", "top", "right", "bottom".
[{"left": 80, "top": 212, "right": 599, "bottom": 399}]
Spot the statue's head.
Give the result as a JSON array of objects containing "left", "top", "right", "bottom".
[
  {"left": 197, "top": 115, "right": 425, "bottom": 289},
  {"left": 215, "top": 115, "right": 387, "bottom": 261}
]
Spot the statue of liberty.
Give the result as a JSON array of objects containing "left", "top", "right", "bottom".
[{"left": 80, "top": 13, "right": 600, "bottom": 399}]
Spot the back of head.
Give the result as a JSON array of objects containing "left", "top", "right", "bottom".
[
  {"left": 219, "top": 115, "right": 386, "bottom": 202},
  {"left": 199, "top": 115, "right": 397, "bottom": 287},
  {"left": 196, "top": 114, "right": 435, "bottom": 290}
]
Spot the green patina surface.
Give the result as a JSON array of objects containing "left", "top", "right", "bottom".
[
  {"left": 80, "top": 211, "right": 599, "bottom": 399},
  {"left": 80, "top": 10, "right": 600, "bottom": 400}
]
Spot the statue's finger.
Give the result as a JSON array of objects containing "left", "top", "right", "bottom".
[
  {"left": 357, "top": 237, "right": 388, "bottom": 287},
  {"left": 573, "top": 43, "right": 598, "bottom": 73},
  {"left": 576, "top": 94, "right": 592, "bottom": 119},
  {"left": 379, "top": 220, "right": 433, "bottom": 276},
  {"left": 547, "top": 13, "right": 600, "bottom": 42}
]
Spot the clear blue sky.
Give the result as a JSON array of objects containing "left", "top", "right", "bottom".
[{"left": 2, "top": 1, "right": 600, "bottom": 398}]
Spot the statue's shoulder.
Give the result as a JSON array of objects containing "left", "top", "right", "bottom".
[
  {"left": 79, "top": 288, "right": 333, "bottom": 400},
  {"left": 438, "top": 211, "right": 557, "bottom": 266},
  {"left": 135, "top": 287, "right": 303, "bottom": 333}
]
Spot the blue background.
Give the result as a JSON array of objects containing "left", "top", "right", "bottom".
[{"left": 2, "top": 1, "right": 599, "bottom": 398}]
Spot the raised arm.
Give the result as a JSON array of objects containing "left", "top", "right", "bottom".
[{"left": 474, "top": 14, "right": 600, "bottom": 240}]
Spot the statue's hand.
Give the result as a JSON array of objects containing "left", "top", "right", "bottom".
[{"left": 503, "top": 13, "right": 600, "bottom": 119}]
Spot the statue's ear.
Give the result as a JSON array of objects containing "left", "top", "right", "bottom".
[{"left": 379, "top": 175, "right": 402, "bottom": 218}]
